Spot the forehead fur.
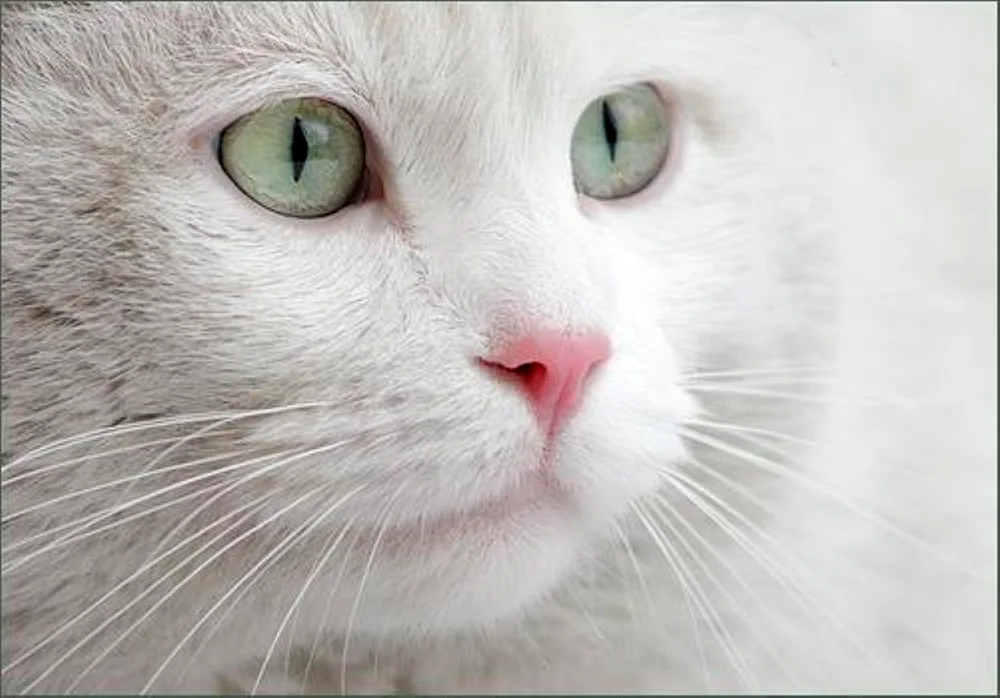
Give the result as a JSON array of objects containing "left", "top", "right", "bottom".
[
  {"left": 2, "top": 4, "right": 570, "bottom": 145},
  {"left": 4, "top": 3, "right": 646, "bottom": 240}
]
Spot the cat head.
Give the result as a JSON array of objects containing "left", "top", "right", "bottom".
[{"left": 1, "top": 2, "right": 856, "bottom": 635}]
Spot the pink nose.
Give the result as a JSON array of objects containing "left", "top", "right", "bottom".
[{"left": 483, "top": 332, "right": 611, "bottom": 438}]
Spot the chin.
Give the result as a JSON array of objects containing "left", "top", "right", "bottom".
[
  {"left": 359, "top": 511, "right": 591, "bottom": 635},
  {"left": 319, "top": 417, "right": 690, "bottom": 638}
]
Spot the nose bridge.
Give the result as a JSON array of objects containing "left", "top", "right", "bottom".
[{"left": 417, "top": 197, "right": 608, "bottom": 344}]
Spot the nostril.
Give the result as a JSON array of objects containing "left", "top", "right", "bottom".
[
  {"left": 510, "top": 363, "right": 549, "bottom": 404},
  {"left": 513, "top": 362, "right": 544, "bottom": 379},
  {"left": 480, "top": 360, "right": 547, "bottom": 392}
]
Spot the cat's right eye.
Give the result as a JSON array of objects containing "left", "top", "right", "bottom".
[{"left": 218, "top": 97, "right": 365, "bottom": 219}]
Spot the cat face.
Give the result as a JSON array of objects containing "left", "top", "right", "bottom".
[{"left": 2, "top": 2, "right": 847, "bottom": 637}]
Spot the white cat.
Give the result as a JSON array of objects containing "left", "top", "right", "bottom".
[{"left": 1, "top": 2, "right": 995, "bottom": 694}]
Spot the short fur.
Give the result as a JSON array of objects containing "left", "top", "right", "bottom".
[{"left": 1, "top": 2, "right": 995, "bottom": 694}]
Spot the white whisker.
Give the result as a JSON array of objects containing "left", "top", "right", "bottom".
[
  {"left": 1, "top": 402, "right": 333, "bottom": 475},
  {"left": 60, "top": 490, "right": 321, "bottom": 695},
  {"left": 652, "top": 499, "right": 776, "bottom": 685},
  {"left": 174, "top": 520, "right": 363, "bottom": 687},
  {"left": 664, "top": 466, "right": 825, "bottom": 614},
  {"left": 661, "top": 470, "right": 873, "bottom": 672},
  {"left": 251, "top": 511, "right": 359, "bottom": 695},
  {"left": 666, "top": 458, "right": 908, "bottom": 684},
  {"left": 682, "top": 384, "right": 917, "bottom": 408},
  {"left": 142, "top": 485, "right": 365, "bottom": 695},
  {"left": 146, "top": 432, "right": 394, "bottom": 567},
  {"left": 631, "top": 501, "right": 754, "bottom": 690},
  {"left": 651, "top": 487, "right": 823, "bottom": 690},
  {"left": 1, "top": 491, "right": 273, "bottom": 679},
  {"left": 339, "top": 487, "right": 404, "bottom": 695},
  {"left": 677, "top": 426, "right": 984, "bottom": 578},
  {"left": 611, "top": 518, "right": 709, "bottom": 689},
  {"left": 648, "top": 497, "right": 802, "bottom": 688},
  {"left": 565, "top": 581, "right": 611, "bottom": 648},
  {"left": 5, "top": 434, "right": 380, "bottom": 575},
  {"left": 2, "top": 447, "right": 259, "bottom": 523},
  {"left": 2, "top": 480, "right": 234, "bottom": 567},
  {"left": 107, "top": 415, "right": 254, "bottom": 511},
  {"left": 18, "top": 492, "right": 289, "bottom": 694},
  {"left": 2, "top": 448, "right": 294, "bottom": 573},
  {"left": 679, "top": 366, "right": 833, "bottom": 382},
  {"left": 683, "top": 418, "right": 815, "bottom": 449},
  {"left": 1, "top": 412, "right": 236, "bottom": 475},
  {"left": 0, "top": 429, "right": 240, "bottom": 486},
  {"left": 302, "top": 523, "right": 365, "bottom": 689},
  {"left": 608, "top": 522, "right": 644, "bottom": 627}
]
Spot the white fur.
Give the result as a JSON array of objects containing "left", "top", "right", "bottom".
[{"left": 1, "top": 2, "right": 995, "bottom": 693}]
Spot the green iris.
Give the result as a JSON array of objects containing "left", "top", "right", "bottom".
[
  {"left": 571, "top": 84, "right": 671, "bottom": 199},
  {"left": 219, "top": 98, "right": 365, "bottom": 218}
]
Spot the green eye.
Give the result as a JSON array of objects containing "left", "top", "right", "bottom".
[
  {"left": 219, "top": 98, "right": 365, "bottom": 218},
  {"left": 571, "top": 84, "right": 671, "bottom": 200}
]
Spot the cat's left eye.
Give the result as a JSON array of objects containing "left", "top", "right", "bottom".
[
  {"left": 571, "top": 84, "right": 671, "bottom": 200},
  {"left": 218, "top": 97, "right": 365, "bottom": 219}
]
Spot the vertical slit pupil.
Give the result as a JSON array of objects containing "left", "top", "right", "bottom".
[
  {"left": 291, "top": 116, "right": 309, "bottom": 182},
  {"left": 601, "top": 100, "right": 618, "bottom": 162}
]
